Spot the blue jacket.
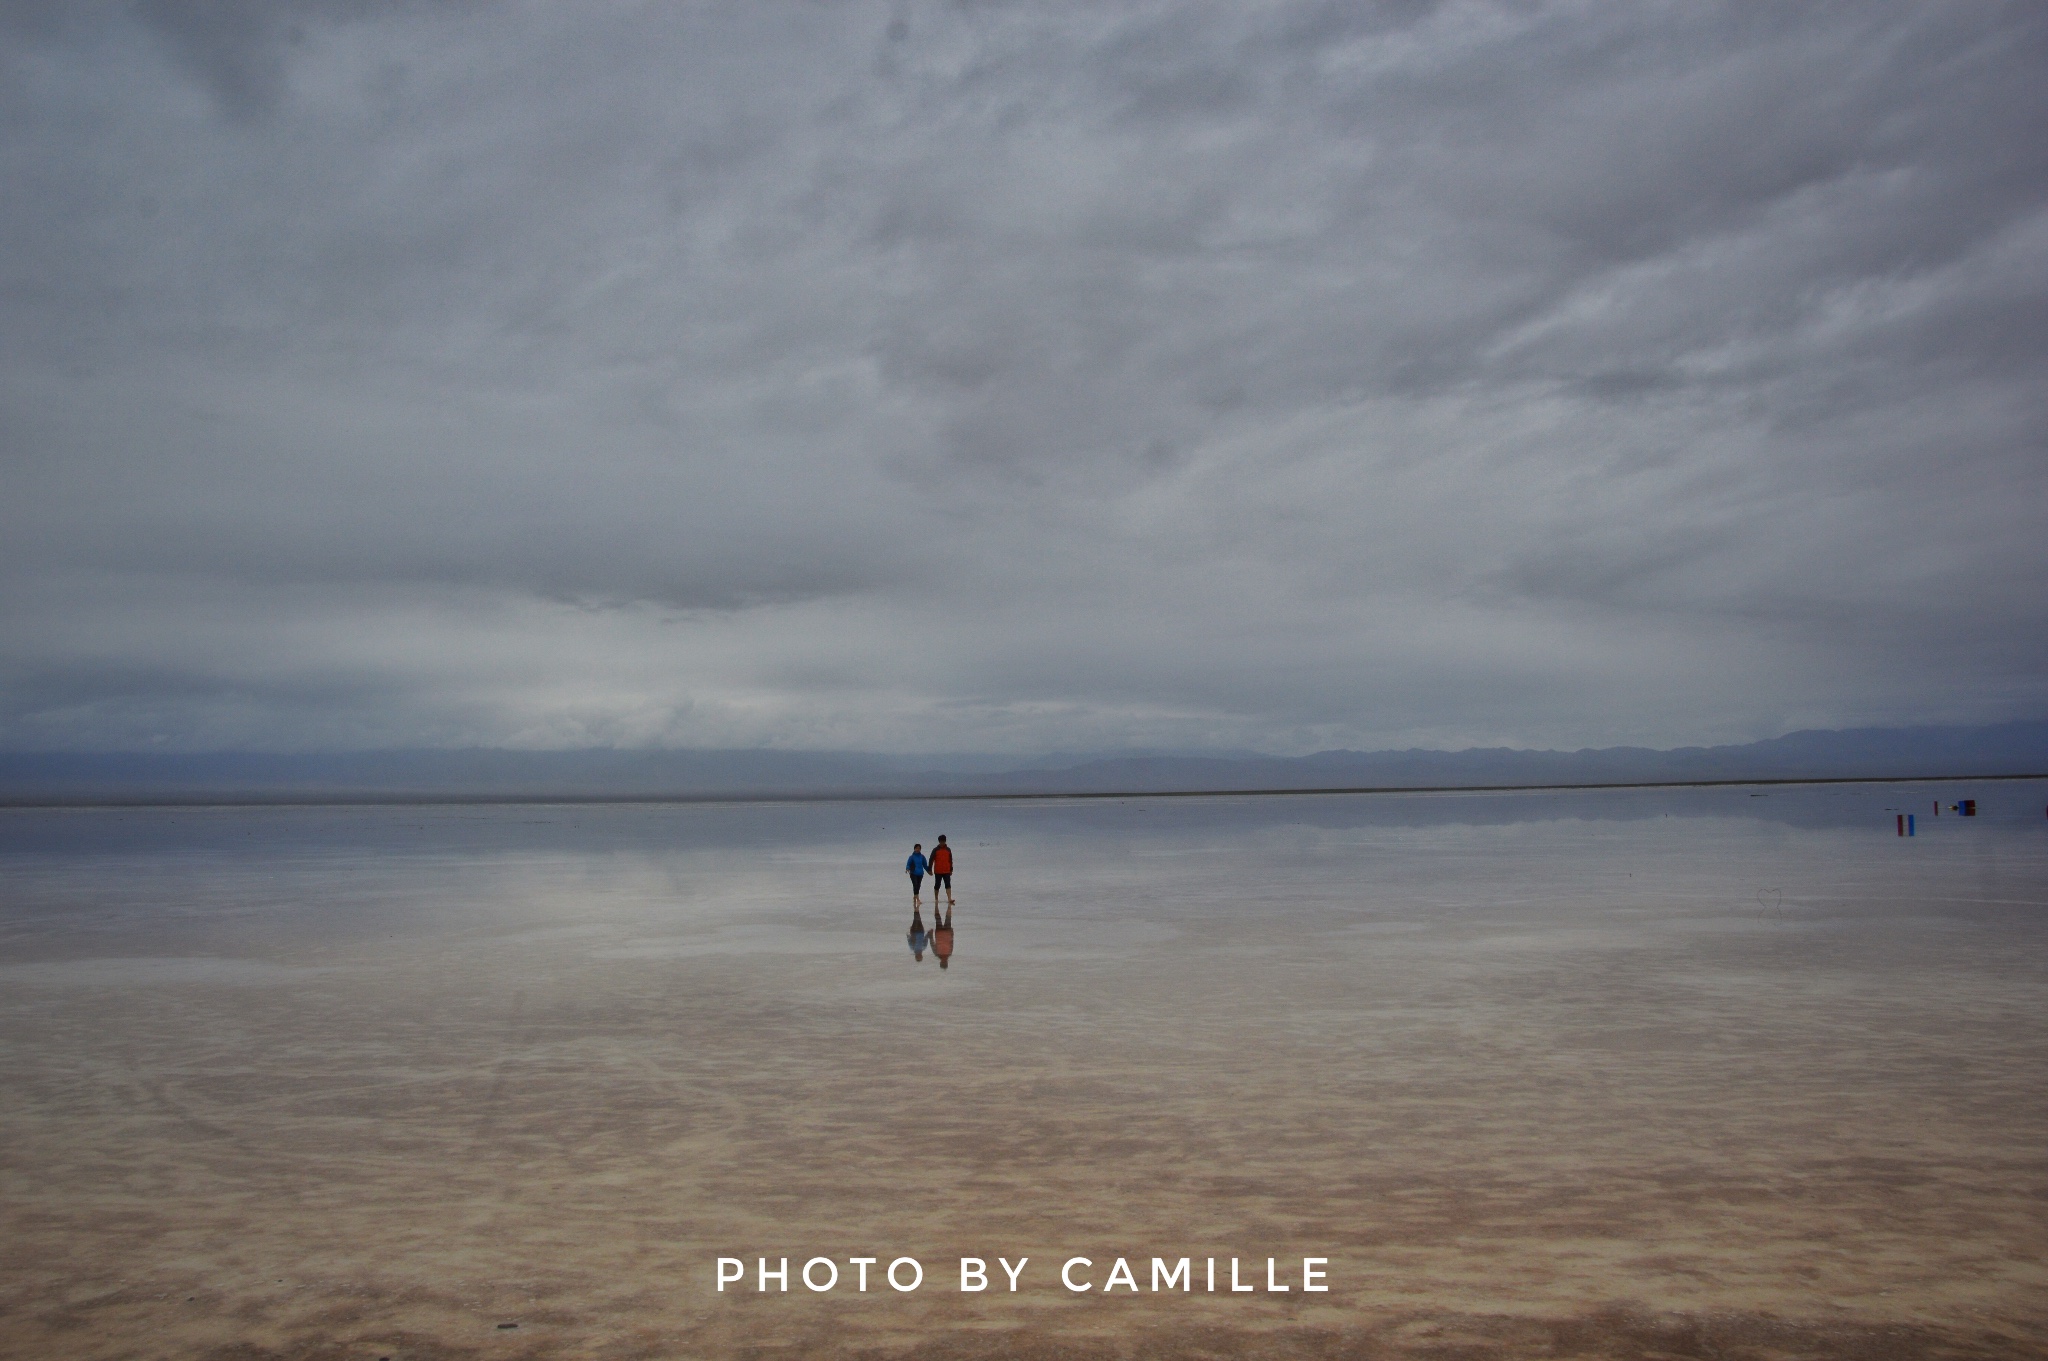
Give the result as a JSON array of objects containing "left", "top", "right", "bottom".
[{"left": 906, "top": 852, "right": 928, "bottom": 875}]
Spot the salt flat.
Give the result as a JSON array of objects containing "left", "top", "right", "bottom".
[{"left": 2, "top": 784, "right": 2044, "bottom": 1359}]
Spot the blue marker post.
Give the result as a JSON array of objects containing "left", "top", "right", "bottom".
[{"left": 1908, "top": 814, "right": 1915, "bottom": 836}]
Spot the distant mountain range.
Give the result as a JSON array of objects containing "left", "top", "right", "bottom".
[{"left": 2, "top": 722, "right": 2045, "bottom": 804}]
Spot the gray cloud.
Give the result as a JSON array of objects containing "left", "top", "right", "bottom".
[{"left": 1, "top": 1, "right": 2044, "bottom": 754}]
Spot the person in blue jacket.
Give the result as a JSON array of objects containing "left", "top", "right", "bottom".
[{"left": 905, "top": 843, "right": 928, "bottom": 905}]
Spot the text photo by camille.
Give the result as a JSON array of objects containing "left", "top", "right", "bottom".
[{"left": 718, "top": 1256, "right": 1331, "bottom": 1294}]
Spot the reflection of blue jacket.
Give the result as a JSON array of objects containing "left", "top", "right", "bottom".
[{"left": 906, "top": 852, "right": 928, "bottom": 875}]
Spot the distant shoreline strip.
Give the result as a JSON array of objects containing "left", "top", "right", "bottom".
[{"left": 1, "top": 771, "right": 2043, "bottom": 810}]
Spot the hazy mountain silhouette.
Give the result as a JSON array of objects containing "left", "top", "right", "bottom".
[{"left": 2, "top": 722, "right": 2044, "bottom": 803}]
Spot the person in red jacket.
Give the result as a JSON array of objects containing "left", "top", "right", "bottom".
[{"left": 928, "top": 835, "right": 955, "bottom": 905}]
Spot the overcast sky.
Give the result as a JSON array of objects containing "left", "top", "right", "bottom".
[{"left": 2, "top": 1, "right": 2044, "bottom": 756}]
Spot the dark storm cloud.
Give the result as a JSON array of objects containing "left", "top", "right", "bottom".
[
  {"left": 1, "top": 1, "right": 2043, "bottom": 753},
  {"left": 133, "top": 0, "right": 357, "bottom": 121}
]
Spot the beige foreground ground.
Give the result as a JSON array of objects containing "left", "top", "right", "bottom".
[{"left": 2, "top": 800, "right": 2044, "bottom": 1358}]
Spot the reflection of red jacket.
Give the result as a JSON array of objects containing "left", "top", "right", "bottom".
[
  {"left": 933, "top": 926, "right": 953, "bottom": 960},
  {"left": 930, "top": 844, "right": 953, "bottom": 874}
]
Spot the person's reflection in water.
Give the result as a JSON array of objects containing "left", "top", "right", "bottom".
[
  {"left": 907, "top": 903, "right": 929, "bottom": 962},
  {"left": 932, "top": 903, "right": 954, "bottom": 970}
]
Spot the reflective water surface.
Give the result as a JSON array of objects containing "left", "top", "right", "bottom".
[{"left": 3, "top": 783, "right": 2045, "bottom": 1359}]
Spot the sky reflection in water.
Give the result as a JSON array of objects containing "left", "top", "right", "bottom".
[{"left": 1, "top": 783, "right": 2045, "bottom": 1358}]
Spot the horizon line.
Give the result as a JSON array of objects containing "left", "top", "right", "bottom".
[{"left": 2, "top": 770, "right": 2042, "bottom": 812}]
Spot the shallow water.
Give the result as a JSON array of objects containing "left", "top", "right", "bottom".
[{"left": 2, "top": 783, "right": 2045, "bottom": 1360}]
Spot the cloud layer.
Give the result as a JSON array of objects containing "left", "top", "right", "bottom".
[{"left": 3, "top": 1, "right": 2045, "bottom": 753}]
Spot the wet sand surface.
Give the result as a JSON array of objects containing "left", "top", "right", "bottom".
[{"left": 2, "top": 785, "right": 2045, "bottom": 1360}]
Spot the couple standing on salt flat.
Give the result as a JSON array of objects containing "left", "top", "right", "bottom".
[
  {"left": 904, "top": 835, "right": 954, "bottom": 906},
  {"left": 905, "top": 836, "right": 956, "bottom": 969}
]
